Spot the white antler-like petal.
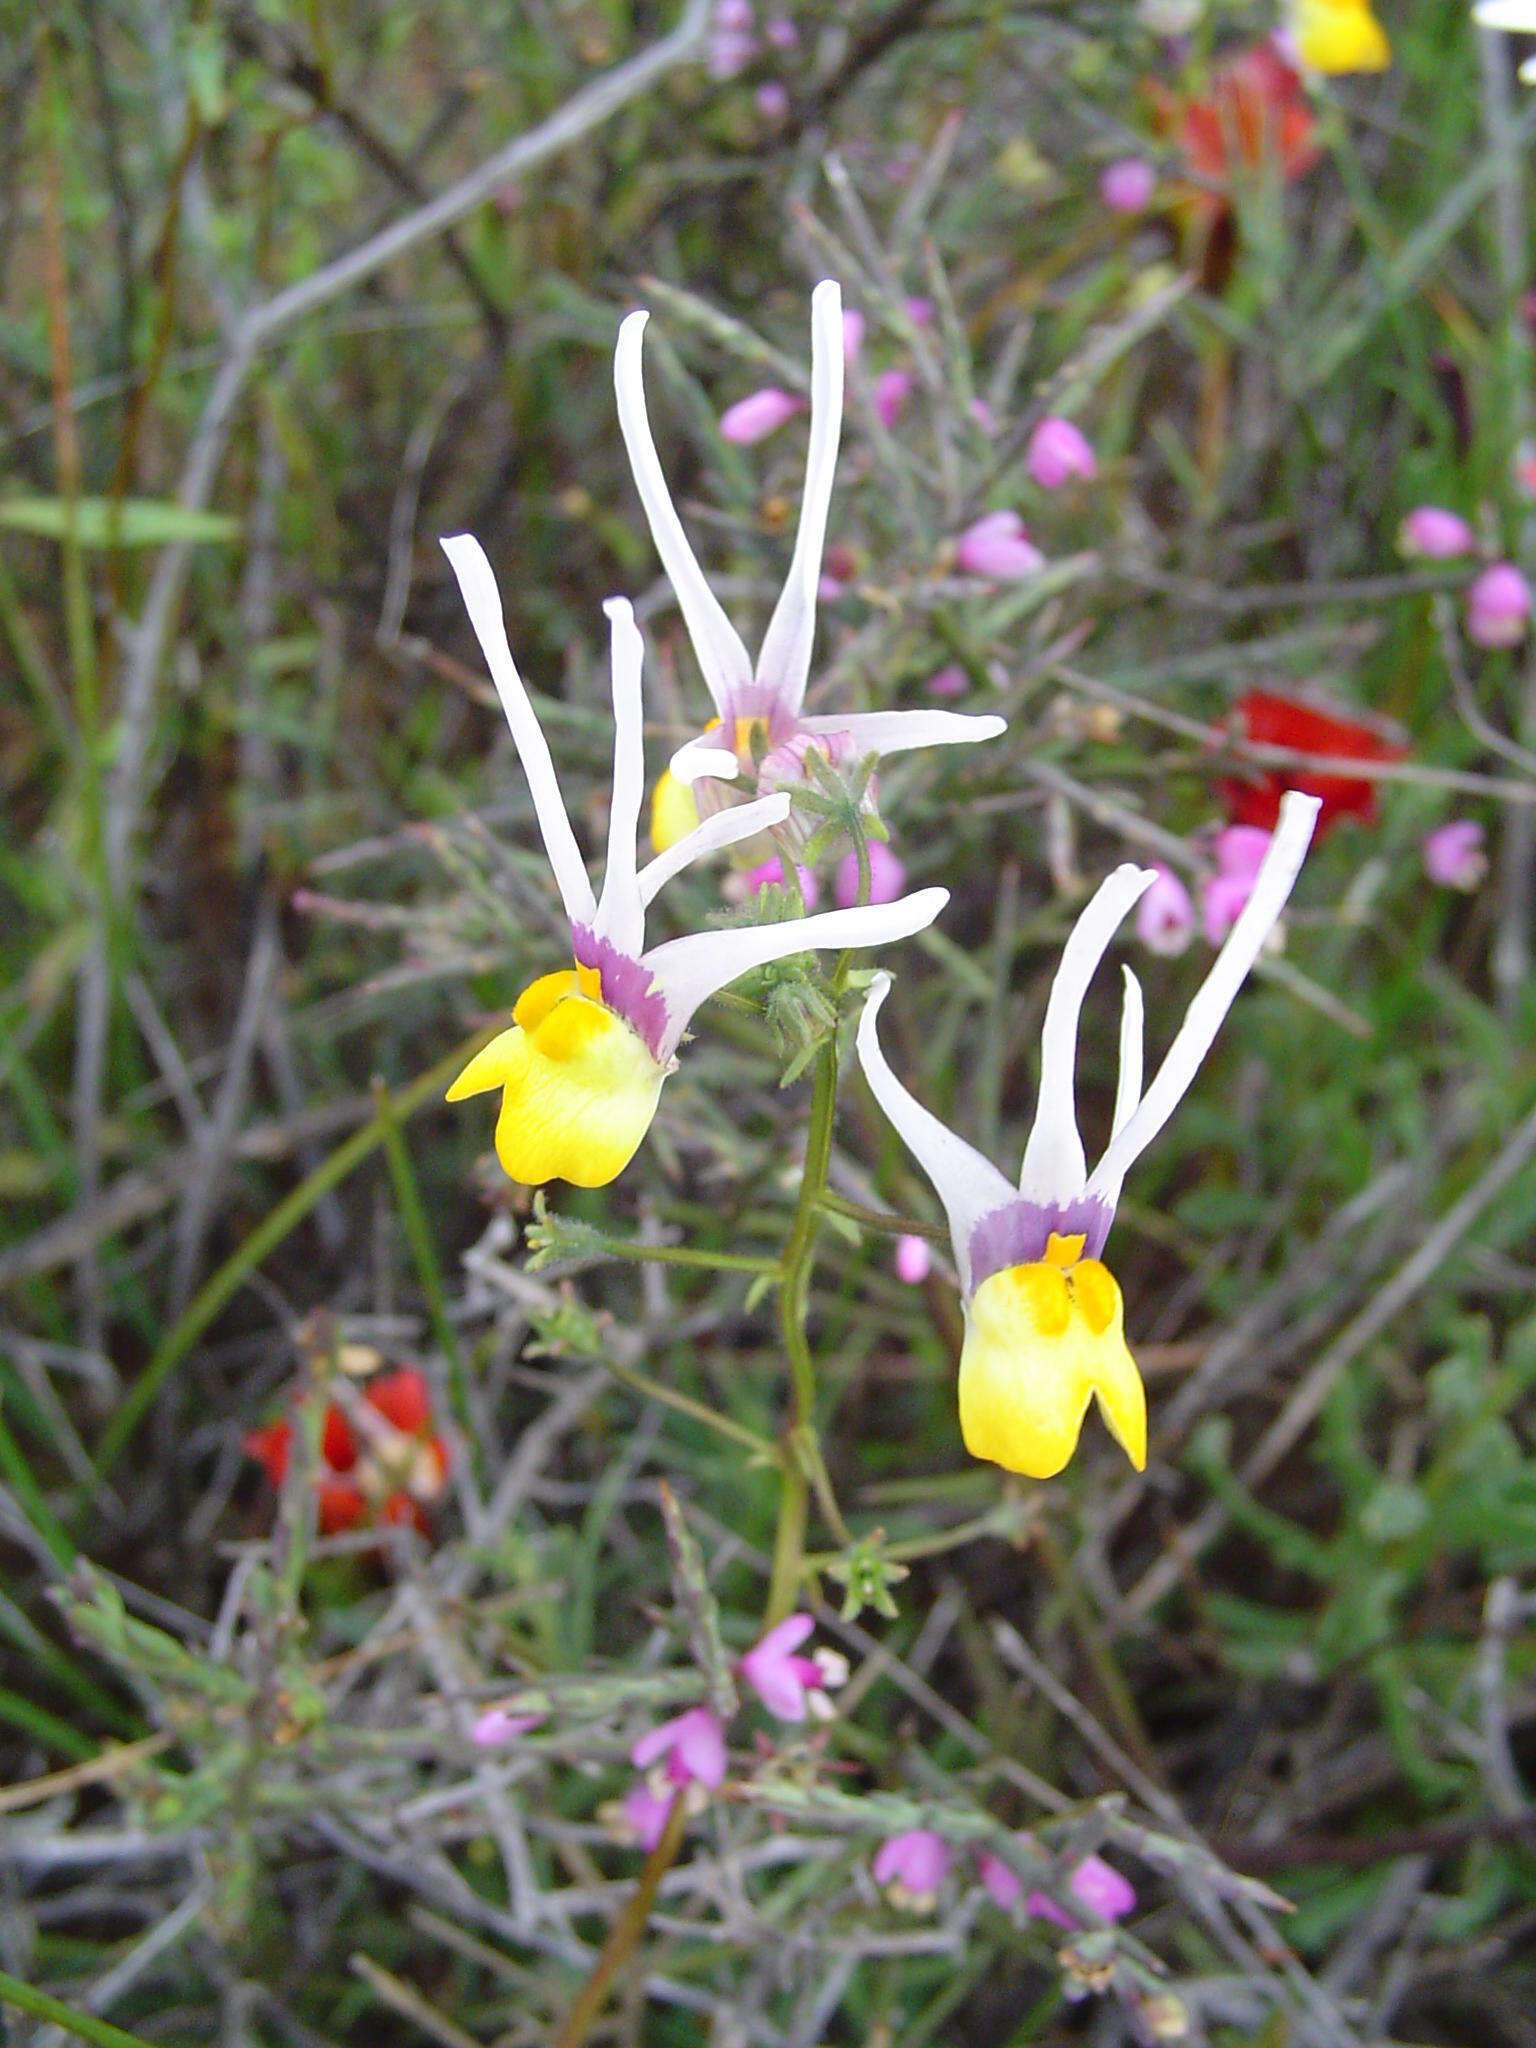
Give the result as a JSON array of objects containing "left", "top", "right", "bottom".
[
  {"left": 1112, "top": 967, "right": 1144, "bottom": 1144},
  {"left": 856, "top": 973, "right": 1016, "bottom": 1295},
  {"left": 440, "top": 535, "right": 597, "bottom": 928},
  {"left": 643, "top": 888, "right": 948, "bottom": 1061},
  {"left": 637, "top": 793, "right": 791, "bottom": 907},
  {"left": 753, "top": 280, "right": 844, "bottom": 720},
  {"left": 1018, "top": 865, "right": 1155, "bottom": 1205},
  {"left": 614, "top": 310, "right": 754, "bottom": 720},
  {"left": 669, "top": 733, "right": 742, "bottom": 785},
  {"left": 797, "top": 709, "right": 1007, "bottom": 757},
  {"left": 591, "top": 597, "right": 648, "bottom": 956},
  {"left": 1087, "top": 791, "right": 1321, "bottom": 1206}
]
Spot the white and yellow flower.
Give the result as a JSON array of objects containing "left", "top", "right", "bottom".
[
  {"left": 439, "top": 534, "right": 948, "bottom": 1188},
  {"left": 856, "top": 792, "right": 1321, "bottom": 1479},
  {"left": 614, "top": 280, "right": 1005, "bottom": 855}
]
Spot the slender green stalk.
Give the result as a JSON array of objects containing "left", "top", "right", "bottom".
[
  {"left": 764, "top": 1460, "right": 809, "bottom": 1626},
  {"left": 764, "top": 981, "right": 845, "bottom": 1624},
  {"left": 594, "top": 1350, "right": 779, "bottom": 1462},
  {"left": 0, "top": 1967, "right": 167, "bottom": 2048},
  {"left": 0, "top": 1405, "right": 76, "bottom": 1568},
  {"left": 577, "top": 1232, "right": 780, "bottom": 1276},
  {"left": 0, "top": 550, "right": 74, "bottom": 752},
  {"left": 819, "top": 1190, "right": 945, "bottom": 1241},
  {"left": 373, "top": 1078, "right": 475, "bottom": 1457},
  {"left": 0, "top": 1587, "right": 138, "bottom": 1735},
  {"left": 803, "top": 1502, "right": 1032, "bottom": 1570},
  {"left": 95, "top": 1033, "right": 491, "bottom": 1475},
  {"left": 0, "top": 1687, "right": 96, "bottom": 1760}
]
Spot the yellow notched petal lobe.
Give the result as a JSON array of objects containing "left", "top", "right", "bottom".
[
  {"left": 513, "top": 970, "right": 583, "bottom": 1032},
  {"left": 1294, "top": 0, "right": 1390, "bottom": 73},
  {"left": 959, "top": 1258, "right": 1146, "bottom": 1479},
  {"left": 489, "top": 992, "right": 663, "bottom": 1188},
  {"left": 650, "top": 770, "right": 701, "bottom": 856},
  {"left": 445, "top": 1028, "right": 523, "bottom": 1102}
]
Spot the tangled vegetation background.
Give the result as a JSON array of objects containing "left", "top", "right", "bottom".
[{"left": 5, "top": 2, "right": 1536, "bottom": 2042}]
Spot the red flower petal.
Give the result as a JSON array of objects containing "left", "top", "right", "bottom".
[
  {"left": 317, "top": 1480, "right": 369, "bottom": 1534},
  {"left": 382, "top": 1491, "right": 433, "bottom": 1537},
  {"left": 244, "top": 1420, "right": 292, "bottom": 1489},
  {"left": 367, "top": 1367, "right": 432, "bottom": 1436},
  {"left": 322, "top": 1404, "right": 358, "bottom": 1472},
  {"left": 1153, "top": 41, "right": 1320, "bottom": 193},
  {"left": 1222, "top": 691, "right": 1406, "bottom": 837}
]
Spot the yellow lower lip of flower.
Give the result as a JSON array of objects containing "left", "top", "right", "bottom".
[
  {"left": 650, "top": 768, "right": 703, "bottom": 855},
  {"left": 959, "top": 1246, "right": 1146, "bottom": 1479},
  {"left": 1294, "top": 0, "right": 1390, "bottom": 72},
  {"left": 447, "top": 979, "right": 664, "bottom": 1187}
]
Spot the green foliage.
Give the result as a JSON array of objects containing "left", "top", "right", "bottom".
[{"left": 6, "top": 0, "right": 1536, "bottom": 2041}]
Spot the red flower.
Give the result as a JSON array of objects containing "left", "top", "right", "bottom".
[
  {"left": 244, "top": 1366, "right": 449, "bottom": 1537},
  {"left": 1150, "top": 44, "right": 1320, "bottom": 200},
  {"left": 1221, "top": 691, "right": 1407, "bottom": 838}
]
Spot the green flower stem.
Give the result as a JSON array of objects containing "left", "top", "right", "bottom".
[
  {"left": 764, "top": 968, "right": 845, "bottom": 1625},
  {"left": 801, "top": 1500, "right": 1034, "bottom": 1571},
  {"left": 373, "top": 1078, "right": 475, "bottom": 1463},
  {"left": 818, "top": 1190, "right": 945, "bottom": 1241},
  {"left": 764, "top": 1458, "right": 809, "bottom": 1629},
  {"left": 575, "top": 1232, "right": 780, "bottom": 1276},
  {"left": 0, "top": 1967, "right": 163, "bottom": 2048},
  {"left": 594, "top": 1349, "right": 780, "bottom": 1463}
]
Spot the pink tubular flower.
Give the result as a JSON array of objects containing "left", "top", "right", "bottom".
[
  {"left": 1201, "top": 872, "right": 1254, "bottom": 948},
  {"left": 895, "top": 1233, "right": 932, "bottom": 1284},
  {"left": 755, "top": 80, "right": 789, "bottom": 118},
  {"left": 622, "top": 1780, "right": 676, "bottom": 1850},
  {"left": 765, "top": 12, "right": 798, "bottom": 47},
  {"left": 1422, "top": 819, "right": 1486, "bottom": 890},
  {"left": 1201, "top": 822, "right": 1276, "bottom": 945},
  {"left": 630, "top": 1705, "right": 728, "bottom": 1789},
  {"left": 739, "top": 1613, "right": 817, "bottom": 1719},
  {"left": 955, "top": 510, "right": 1043, "bottom": 581},
  {"left": 842, "top": 309, "right": 866, "bottom": 363},
  {"left": 1026, "top": 1853, "right": 1137, "bottom": 1929},
  {"left": 471, "top": 1706, "right": 542, "bottom": 1747},
  {"left": 720, "top": 386, "right": 805, "bottom": 445},
  {"left": 872, "top": 1829, "right": 951, "bottom": 1906},
  {"left": 905, "top": 295, "right": 934, "bottom": 327},
  {"left": 928, "top": 662, "right": 967, "bottom": 697},
  {"left": 1027, "top": 417, "right": 1097, "bottom": 490},
  {"left": 1133, "top": 865, "right": 1194, "bottom": 956},
  {"left": 1100, "top": 156, "right": 1155, "bottom": 213},
  {"left": 1398, "top": 505, "right": 1476, "bottom": 560},
  {"left": 1213, "top": 824, "right": 1274, "bottom": 881},
  {"left": 833, "top": 838, "right": 907, "bottom": 908},
  {"left": 1467, "top": 562, "right": 1532, "bottom": 648},
  {"left": 978, "top": 1848, "right": 1024, "bottom": 1908},
  {"left": 874, "top": 366, "right": 914, "bottom": 428},
  {"left": 744, "top": 853, "right": 819, "bottom": 909}
]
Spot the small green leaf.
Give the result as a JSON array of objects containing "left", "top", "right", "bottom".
[{"left": 0, "top": 497, "right": 241, "bottom": 548}]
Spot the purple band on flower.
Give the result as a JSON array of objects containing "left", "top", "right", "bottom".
[
  {"left": 967, "top": 1194, "right": 1114, "bottom": 1290},
  {"left": 571, "top": 926, "right": 671, "bottom": 1063}
]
